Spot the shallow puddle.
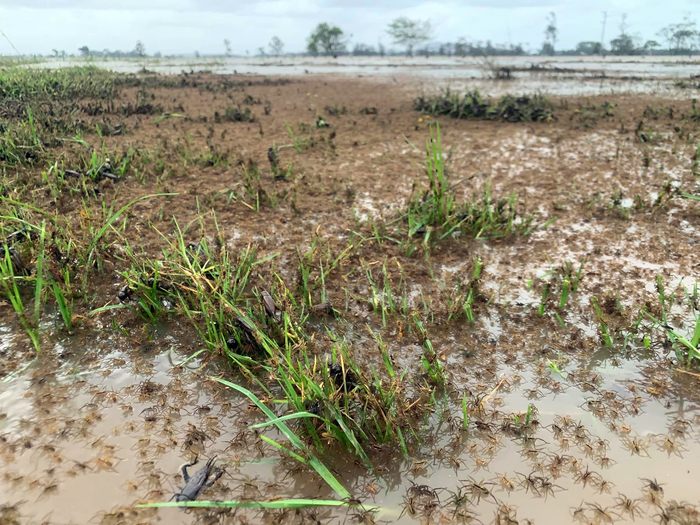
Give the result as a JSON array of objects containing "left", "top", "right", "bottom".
[{"left": 1, "top": 303, "right": 699, "bottom": 524}]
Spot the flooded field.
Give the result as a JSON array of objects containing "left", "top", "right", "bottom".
[
  {"left": 33, "top": 55, "right": 700, "bottom": 96},
  {"left": 0, "top": 66, "right": 699, "bottom": 524}
]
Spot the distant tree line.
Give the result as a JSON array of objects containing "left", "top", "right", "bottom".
[
  {"left": 68, "top": 14, "right": 700, "bottom": 58},
  {"left": 302, "top": 15, "right": 700, "bottom": 57},
  {"left": 76, "top": 40, "right": 157, "bottom": 58}
]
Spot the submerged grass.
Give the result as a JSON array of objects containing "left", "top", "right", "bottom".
[{"left": 213, "top": 377, "right": 351, "bottom": 499}]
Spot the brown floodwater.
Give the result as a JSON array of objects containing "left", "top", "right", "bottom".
[{"left": 2, "top": 301, "right": 699, "bottom": 524}]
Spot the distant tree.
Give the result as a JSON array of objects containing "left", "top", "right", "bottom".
[
  {"left": 610, "top": 14, "right": 639, "bottom": 55},
  {"left": 454, "top": 38, "right": 469, "bottom": 57},
  {"left": 352, "top": 43, "right": 376, "bottom": 56},
  {"left": 643, "top": 40, "right": 661, "bottom": 54},
  {"left": 307, "top": 23, "right": 347, "bottom": 56},
  {"left": 194, "top": 50, "right": 200, "bottom": 58},
  {"left": 542, "top": 12, "right": 557, "bottom": 55},
  {"left": 224, "top": 39, "right": 232, "bottom": 56},
  {"left": 269, "top": 36, "right": 284, "bottom": 56},
  {"left": 439, "top": 43, "right": 454, "bottom": 56},
  {"left": 134, "top": 40, "right": 146, "bottom": 57},
  {"left": 257, "top": 47, "right": 266, "bottom": 56},
  {"left": 510, "top": 43, "right": 526, "bottom": 55},
  {"left": 659, "top": 16, "right": 698, "bottom": 55},
  {"left": 78, "top": 45, "right": 90, "bottom": 57},
  {"left": 610, "top": 34, "right": 637, "bottom": 55},
  {"left": 576, "top": 41, "right": 603, "bottom": 55},
  {"left": 386, "top": 17, "right": 432, "bottom": 56}
]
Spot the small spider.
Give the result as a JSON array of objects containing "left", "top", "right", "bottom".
[
  {"left": 599, "top": 455, "right": 615, "bottom": 469},
  {"left": 586, "top": 503, "right": 617, "bottom": 524},
  {"left": 614, "top": 493, "right": 643, "bottom": 520},
  {"left": 537, "top": 476, "right": 563, "bottom": 499},
  {"left": 495, "top": 504, "right": 519, "bottom": 525},
  {"left": 574, "top": 465, "right": 603, "bottom": 488},
  {"left": 623, "top": 436, "right": 650, "bottom": 457},
  {"left": 516, "top": 471, "right": 541, "bottom": 496},
  {"left": 571, "top": 503, "right": 587, "bottom": 522},
  {"left": 461, "top": 477, "right": 497, "bottom": 505},
  {"left": 597, "top": 478, "right": 614, "bottom": 494},
  {"left": 497, "top": 473, "right": 515, "bottom": 493},
  {"left": 641, "top": 477, "right": 664, "bottom": 494}
]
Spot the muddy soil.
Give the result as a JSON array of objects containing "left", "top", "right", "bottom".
[{"left": 1, "top": 72, "right": 699, "bottom": 524}]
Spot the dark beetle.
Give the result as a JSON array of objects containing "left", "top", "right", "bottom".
[
  {"left": 117, "top": 285, "right": 132, "bottom": 303},
  {"left": 173, "top": 456, "right": 223, "bottom": 502},
  {"left": 261, "top": 290, "right": 281, "bottom": 322},
  {"left": 267, "top": 147, "right": 279, "bottom": 170},
  {"left": 328, "top": 362, "right": 358, "bottom": 391},
  {"left": 227, "top": 315, "right": 262, "bottom": 352},
  {"left": 311, "top": 302, "right": 335, "bottom": 317}
]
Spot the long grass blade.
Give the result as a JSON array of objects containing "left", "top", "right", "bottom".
[
  {"left": 212, "top": 376, "right": 351, "bottom": 499},
  {"left": 137, "top": 499, "right": 351, "bottom": 509}
]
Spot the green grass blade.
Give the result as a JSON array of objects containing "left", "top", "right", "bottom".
[
  {"left": 137, "top": 499, "right": 351, "bottom": 509},
  {"left": 33, "top": 220, "right": 46, "bottom": 324},
  {"left": 87, "top": 193, "right": 177, "bottom": 267},
  {"left": 212, "top": 376, "right": 351, "bottom": 499},
  {"left": 249, "top": 411, "right": 323, "bottom": 430},
  {"left": 260, "top": 435, "right": 308, "bottom": 464}
]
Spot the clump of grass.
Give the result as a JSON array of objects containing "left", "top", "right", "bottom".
[
  {"left": 445, "top": 257, "right": 484, "bottom": 322},
  {"left": 236, "top": 159, "right": 269, "bottom": 211},
  {"left": 406, "top": 123, "right": 535, "bottom": 242},
  {"left": 215, "top": 106, "right": 255, "bottom": 123},
  {"left": 0, "top": 243, "right": 40, "bottom": 351},
  {"left": 414, "top": 89, "right": 553, "bottom": 122},
  {"left": 285, "top": 123, "right": 313, "bottom": 153},
  {"left": 138, "top": 378, "right": 359, "bottom": 511},
  {"left": 0, "top": 66, "right": 117, "bottom": 104},
  {"left": 0, "top": 109, "right": 43, "bottom": 165},
  {"left": 641, "top": 276, "right": 700, "bottom": 367},
  {"left": 363, "top": 259, "right": 411, "bottom": 326},
  {"left": 572, "top": 101, "right": 615, "bottom": 129},
  {"left": 120, "top": 225, "right": 260, "bottom": 360},
  {"left": 118, "top": 220, "right": 439, "bottom": 463},
  {"left": 296, "top": 235, "right": 357, "bottom": 308},
  {"left": 534, "top": 261, "right": 584, "bottom": 324},
  {"left": 413, "top": 314, "right": 446, "bottom": 387}
]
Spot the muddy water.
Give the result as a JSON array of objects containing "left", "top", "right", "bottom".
[
  {"left": 0, "top": 326, "right": 291, "bottom": 524},
  {"left": 32, "top": 55, "right": 700, "bottom": 96},
  {"left": 2, "top": 305, "right": 699, "bottom": 524}
]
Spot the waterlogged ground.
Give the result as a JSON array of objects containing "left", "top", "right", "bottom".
[
  {"left": 33, "top": 55, "right": 700, "bottom": 96},
  {"left": 1, "top": 71, "right": 699, "bottom": 524}
]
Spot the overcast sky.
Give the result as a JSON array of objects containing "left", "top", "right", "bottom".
[{"left": 0, "top": 0, "right": 696, "bottom": 55}]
